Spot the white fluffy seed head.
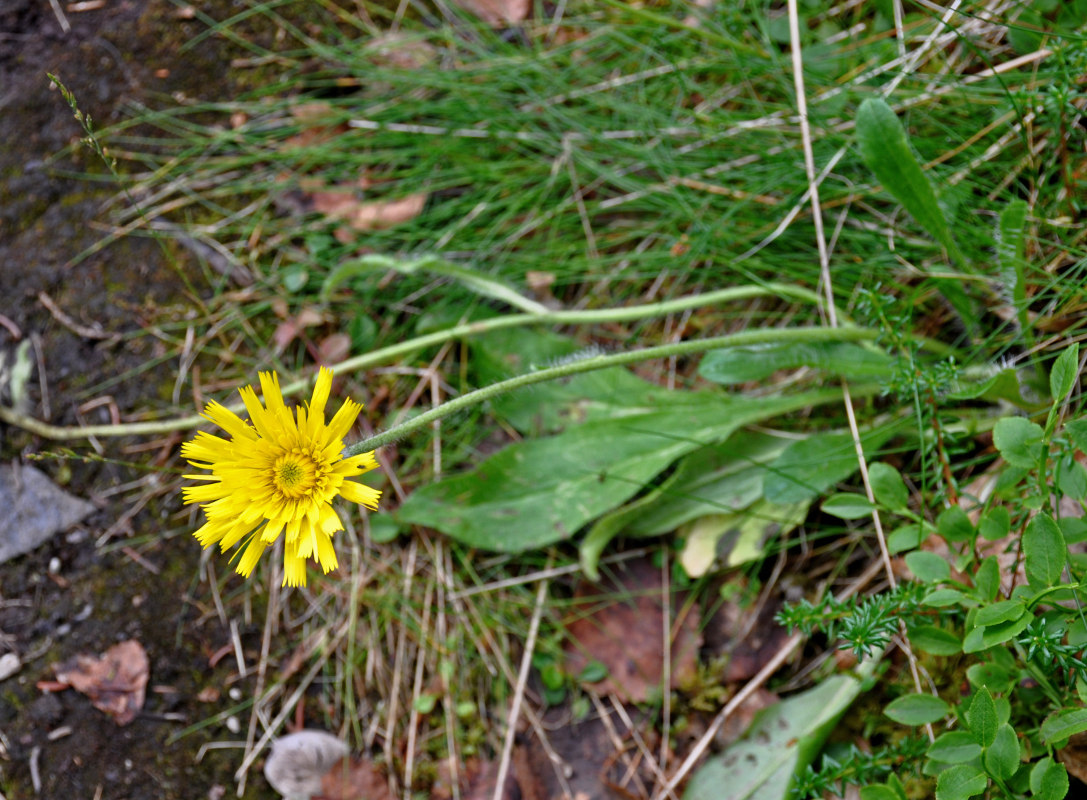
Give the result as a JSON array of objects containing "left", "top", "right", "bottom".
[{"left": 263, "top": 729, "right": 350, "bottom": 800}]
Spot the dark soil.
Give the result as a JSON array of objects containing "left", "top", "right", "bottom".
[{"left": 0, "top": 3, "right": 274, "bottom": 798}]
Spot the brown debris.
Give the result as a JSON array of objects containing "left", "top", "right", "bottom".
[
  {"left": 52, "top": 640, "right": 149, "bottom": 726},
  {"left": 563, "top": 557, "right": 701, "bottom": 703}
]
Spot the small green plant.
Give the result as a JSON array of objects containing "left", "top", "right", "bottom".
[{"left": 780, "top": 343, "right": 1086, "bottom": 799}]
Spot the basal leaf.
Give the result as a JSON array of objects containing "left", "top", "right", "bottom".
[
  {"left": 763, "top": 426, "right": 896, "bottom": 504},
  {"left": 855, "top": 98, "right": 961, "bottom": 263},
  {"left": 699, "top": 340, "right": 894, "bottom": 385},
  {"left": 399, "top": 390, "right": 841, "bottom": 553},
  {"left": 683, "top": 670, "right": 871, "bottom": 800}
]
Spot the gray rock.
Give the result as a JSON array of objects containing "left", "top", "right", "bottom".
[{"left": 0, "top": 463, "right": 95, "bottom": 564}]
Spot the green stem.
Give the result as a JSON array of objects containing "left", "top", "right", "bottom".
[
  {"left": 1, "top": 282, "right": 829, "bottom": 441},
  {"left": 344, "top": 325, "right": 880, "bottom": 455}
]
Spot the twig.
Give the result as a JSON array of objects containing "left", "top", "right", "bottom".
[
  {"left": 786, "top": 0, "right": 933, "bottom": 742},
  {"left": 493, "top": 559, "right": 552, "bottom": 800}
]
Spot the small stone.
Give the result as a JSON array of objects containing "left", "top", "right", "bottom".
[
  {"left": 0, "top": 652, "right": 21, "bottom": 681},
  {"left": 225, "top": 716, "right": 241, "bottom": 734}
]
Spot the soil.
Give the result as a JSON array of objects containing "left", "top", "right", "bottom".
[{"left": 0, "top": 3, "right": 275, "bottom": 798}]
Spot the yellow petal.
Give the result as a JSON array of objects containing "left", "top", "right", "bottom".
[
  {"left": 236, "top": 535, "right": 269, "bottom": 578},
  {"left": 282, "top": 544, "right": 308, "bottom": 587},
  {"left": 309, "top": 367, "right": 333, "bottom": 423},
  {"left": 203, "top": 400, "right": 258, "bottom": 442},
  {"left": 314, "top": 531, "right": 338, "bottom": 574},
  {"left": 340, "top": 480, "right": 382, "bottom": 510}
]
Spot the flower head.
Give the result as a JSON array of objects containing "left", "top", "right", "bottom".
[{"left": 182, "top": 368, "right": 380, "bottom": 587}]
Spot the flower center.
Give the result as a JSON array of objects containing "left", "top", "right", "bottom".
[{"left": 272, "top": 453, "right": 318, "bottom": 498}]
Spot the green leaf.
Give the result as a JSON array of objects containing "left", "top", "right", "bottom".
[
  {"left": 322, "top": 253, "right": 547, "bottom": 313},
  {"left": 966, "top": 661, "right": 1015, "bottom": 695},
  {"left": 678, "top": 498, "right": 810, "bottom": 577},
  {"left": 935, "top": 764, "right": 987, "bottom": 800},
  {"left": 962, "top": 612, "right": 1034, "bottom": 653},
  {"left": 937, "top": 505, "right": 975, "bottom": 544},
  {"left": 1057, "top": 454, "right": 1087, "bottom": 500},
  {"left": 983, "top": 723, "right": 1020, "bottom": 782},
  {"left": 997, "top": 200, "right": 1029, "bottom": 338},
  {"left": 1030, "top": 756, "right": 1070, "bottom": 800},
  {"left": 974, "top": 599, "right": 1026, "bottom": 627},
  {"left": 368, "top": 515, "right": 402, "bottom": 544},
  {"left": 625, "top": 431, "right": 791, "bottom": 536},
  {"left": 1024, "top": 513, "right": 1067, "bottom": 590},
  {"left": 577, "top": 660, "right": 608, "bottom": 684},
  {"left": 909, "top": 625, "right": 961, "bottom": 656},
  {"left": 973, "top": 557, "right": 1000, "bottom": 603},
  {"left": 965, "top": 688, "right": 998, "bottom": 747},
  {"left": 822, "top": 493, "right": 875, "bottom": 519},
  {"left": 398, "top": 390, "right": 840, "bottom": 554},
  {"left": 763, "top": 427, "right": 896, "bottom": 504},
  {"left": 855, "top": 98, "right": 961, "bottom": 263},
  {"left": 683, "top": 672, "right": 870, "bottom": 800},
  {"left": 923, "top": 588, "right": 971, "bottom": 608},
  {"left": 992, "top": 417, "right": 1044, "bottom": 469},
  {"left": 859, "top": 787, "right": 901, "bottom": 800},
  {"left": 927, "top": 731, "right": 983, "bottom": 764},
  {"left": 884, "top": 693, "right": 950, "bottom": 725},
  {"left": 869, "top": 462, "right": 909, "bottom": 511},
  {"left": 1066, "top": 419, "right": 1087, "bottom": 454},
  {"left": 905, "top": 551, "right": 951, "bottom": 583},
  {"left": 472, "top": 326, "right": 663, "bottom": 435},
  {"left": 978, "top": 507, "right": 1010, "bottom": 542},
  {"left": 1050, "top": 344, "right": 1080, "bottom": 401},
  {"left": 1040, "top": 707, "right": 1087, "bottom": 745},
  {"left": 886, "top": 524, "right": 927, "bottom": 553},
  {"left": 698, "top": 341, "right": 895, "bottom": 385}
]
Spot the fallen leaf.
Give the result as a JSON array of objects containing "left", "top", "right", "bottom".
[
  {"left": 273, "top": 307, "right": 328, "bottom": 353},
  {"left": 311, "top": 190, "right": 427, "bottom": 232},
  {"left": 431, "top": 758, "right": 518, "bottom": 800},
  {"left": 563, "top": 557, "right": 701, "bottom": 703},
  {"left": 317, "top": 333, "right": 351, "bottom": 366},
  {"left": 319, "top": 756, "right": 392, "bottom": 800},
  {"left": 1058, "top": 732, "right": 1087, "bottom": 784},
  {"left": 454, "top": 0, "right": 531, "bottom": 25},
  {"left": 0, "top": 463, "right": 95, "bottom": 564},
  {"left": 53, "top": 640, "right": 149, "bottom": 726}
]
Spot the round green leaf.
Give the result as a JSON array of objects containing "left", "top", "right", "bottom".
[
  {"left": 884, "top": 693, "right": 950, "bottom": 725},
  {"left": 869, "top": 462, "right": 908, "bottom": 510},
  {"left": 935, "top": 764, "right": 987, "bottom": 800},
  {"left": 1040, "top": 707, "right": 1087, "bottom": 745},
  {"left": 909, "top": 625, "right": 961, "bottom": 656},
  {"left": 1030, "top": 757, "right": 1069, "bottom": 800},
  {"left": 983, "top": 723, "right": 1020, "bottom": 782},
  {"left": 993, "top": 417, "right": 1044, "bottom": 469},
  {"left": 905, "top": 551, "right": 951, "bottom": 583},
  {"left": 822, "top": 493, "right": 875, "bottom": 519},
  {"left": 927, "top": 731, "right": 982, "bottom": 764}
]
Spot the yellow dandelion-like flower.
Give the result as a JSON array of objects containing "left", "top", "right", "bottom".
[{"left": 181, "top": 368, "right": 381, "bottom": 587}]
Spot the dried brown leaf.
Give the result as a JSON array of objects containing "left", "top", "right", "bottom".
[
  {"left": 455, "top": 0, "right": 530, "bottom": 25},
  {"left": 563, "top": 557, "right": 701, "bottom": 703},
  {"left": 53, "top": 640, "right": 149, "bottom": 726},
  {"left": 319, "top": 756, "right": 392, "bottom": 800}
]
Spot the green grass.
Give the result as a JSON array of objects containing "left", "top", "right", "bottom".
[{"left": 44, "top": 0, "right": 1087, "bottom": 796}]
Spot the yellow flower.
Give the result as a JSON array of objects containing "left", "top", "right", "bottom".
[{"left": 182, "top": 368, "right": 381, "bottom": 587}]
